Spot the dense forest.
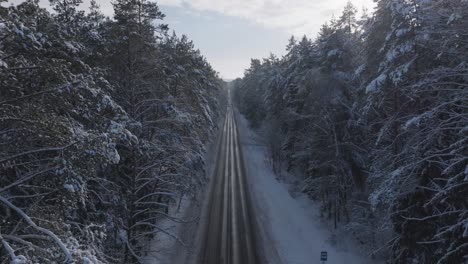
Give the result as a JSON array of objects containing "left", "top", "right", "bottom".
[
  {"left": 0, "top": 0, "right": 225, "bottom": 263},
  {"left": 233, "top": 0, "right": 467, "bottom": 263}
]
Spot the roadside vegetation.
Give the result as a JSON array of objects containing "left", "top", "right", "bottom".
[
  {"left": 234, "top": 1, "right": 467, "bottom": 263},
  {"left": 0, "top": 0, "right": 225, "bottom": 262}
]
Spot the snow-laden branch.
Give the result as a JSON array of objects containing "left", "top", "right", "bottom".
[
  {"left": 400, "top": 210, "right": 464, "bottom": 222},
  {"left": 0, "top": 195, "right": 72, "bottom": 262},
  {"left": 2, "top": 234, "right": 46, "bottom": 252},
  {"left": 0, "top": 232, "right": 16, "bottom": 262}
]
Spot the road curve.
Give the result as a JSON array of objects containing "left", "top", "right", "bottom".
[{"left": 196, "top": 103, "right": 260, "bottom": 264}]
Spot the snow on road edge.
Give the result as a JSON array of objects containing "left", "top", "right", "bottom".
[
  {"left": 141, "top": 116, "right": 225, "bottom": 264},
  {"left": 236, "top": 111, "right": 378, "bottom": 264},
  {"left": 140, "top": 196, "right": 196, "bottom": 264}
]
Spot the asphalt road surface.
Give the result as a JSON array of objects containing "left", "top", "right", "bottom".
[{"left": 196, "top": 105, "right": 260, "bottom": 264}]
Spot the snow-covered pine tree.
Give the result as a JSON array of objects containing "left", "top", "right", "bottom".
[
  {"left": 0, "top": 0, "right": 224, "bottom": 262},
  {"left": 381, "top": 0, "right": 468, "bottom": 262},
  {"left": 233, "top": 0, "right": 467, "bottom": 261}
]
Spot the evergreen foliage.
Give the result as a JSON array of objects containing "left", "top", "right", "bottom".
[
  {"left": 0, "top": 1, "right": 225, "bottom": 262},
  {"left": 234, "top": 1, "right": 468, "bottom": 262}
]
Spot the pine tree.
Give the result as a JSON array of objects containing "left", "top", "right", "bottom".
[
  {"left": 233, "top": 1, "right": 468, "bottom": 261},
  {"left": 338, "top": 1, "right": 358, "bottom": 34},
  {"left": 0, "top": 0, "right": 224, "bottom": 262}
]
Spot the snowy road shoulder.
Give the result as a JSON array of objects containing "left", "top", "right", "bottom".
[
  {"left": 236, "top": 112, "right": 376, "bottom": 264},
  {"left": 140, "top": 117, "right": 225, "bottom": 264},
  {"left": 139, "top": 196, "right": 199, "bottom": 264}
]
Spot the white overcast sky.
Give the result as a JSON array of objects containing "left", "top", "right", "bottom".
[{"left": 3, "top": 0, "right": 375, "bottom": 79}]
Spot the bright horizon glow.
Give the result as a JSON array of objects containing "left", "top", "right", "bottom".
[{"left": 3, "top": 0, "right": 375, "bottom": 80}]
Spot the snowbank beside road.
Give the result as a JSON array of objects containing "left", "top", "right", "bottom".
[
  {"left": 140, "top": 196, "right": 198, "bottom": 264},
  {"left": 237, "top": 112, "right": 377, "bottom": 264},
  {"left": 141, "top": 115, "right": 225, "bottom": 264}
]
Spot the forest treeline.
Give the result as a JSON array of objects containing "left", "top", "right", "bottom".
[
  {"left": 233, "top": 0, "right": 467, "bottom": 263},
  {"left": 0, "top": 0, "right": 225, "bottom": 263}
]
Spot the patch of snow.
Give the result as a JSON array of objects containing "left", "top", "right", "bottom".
[
  {"left": 11, "top": 255, "right": 27, "bottom": 264},
  {"left": 140, "top": 196, "right": 194, "bottom": 264},
  {"left": 381, "top": 41, "right": 414, "bottom": 70},
  {"left": 70, "top": 125, "right": 89, "bottom": 139},
  {"left": 107, "top": 145, "right": 120, "bottom": 164},
  {"left": 385, "top": 31, "right": 392, "bottom": 42},
  {"left": 403, "top": 116, "right": 421, "bottom": 129},
  {"left": 447, "top": 13, "right": 462, "bottom": 25},
  {"left": 403, "top": 109, "right": 434, "bottom": 130},
  {"left": 64, "top": 41, "right": 79, "bottom": 53},
  {"left": 108, "top": 120, "right": 124, "bottom": 134},
  {"left": 327, "top": 49, "right": 341, "bottom": 57},
  {"left": 201, "top": 104, "right": 213, "bottom": 127},
  {"left": 27, "top": 33, "right": 37, "bottom": 44},
  {"left": 13, "top": 25, "right": 24, "bottom": 37},
  {"left": 82, "top": 257, "right": 93, "bottom": 264},
  {"left": 369, "top": 168, "right": 404, "bottom": 211},
  {"left": 64, "top": 183, "right": 77, "bottom": 192},
  {"left": 391, "top": 1, "right": 412, "bottom": 16},
  {"left": 118, "top": 229, "right": 128, "bottom": 244},
  {"left": 0, "top": 59, "right": 8, "bottom": 69},
  {"left": 390, "top": 59, "right": 414, "bottom": 85},
  {"left": 174, "top": 108, "right": 191, "bottom": 123},
  {"left": 88, "top": 30, "right": 101, "bottom": 40},
  {"left": 100, "top": 95, "right": 112, "bottom": 107},
  {"left": 98, "top": 95, "right": 125, "bottom": 114},
  {"left": 366, "top": 73, "right": 387, "bottom": 93},
  {"left": 385, "top": 49, "right": 398, "bottom": 63},
  {"left": 375, "top": 125, "right": 387, "bottom": 146},
  {"left": 354, "top": 64, "right": 365, "bottom": 76},
  {"left": 390, "top": 168, "right": 402, "bottom": 178},
  {"left": 11, "top": 24, "right": 27, "bottom": 40},
  {"left": 395, "top": 28, "right": 410, "bottom": 37},
  {"left": 422, "top": 33, "right": 430, "bottom": 41}
]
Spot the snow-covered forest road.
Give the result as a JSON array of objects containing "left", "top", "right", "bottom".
[
  {"left": 2, "top": 0, "right": 467, "bottom": 263},
  {"left": 195, "top": 104, "right": 260, "bottom": 264}
]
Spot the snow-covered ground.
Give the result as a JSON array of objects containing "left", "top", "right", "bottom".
[
  {"left": 140, "top": 195, "right": 199, "bottom": 264},
  {"left": 141, "top": 117, "right": 224, "bottom": 264},
  {"left": 141, "top": 110, "right": 378, "bottom": 264},
  {"left": 237, "top": 112, "right": 378, "bottom": 264}
]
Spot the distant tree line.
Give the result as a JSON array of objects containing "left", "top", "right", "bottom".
[
  {"left": 233, "top": 1, "right": 467, "bottom": 263},
  {"left": 0, "top": 0, "right": 225, "bottom": 262}
]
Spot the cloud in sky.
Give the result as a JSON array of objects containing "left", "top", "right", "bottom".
[
  {"left": 157, "top": 0, "right": 375, "bottom": 35},
  {"left": 162, "top": 6, "right": 293, "bottom": 79},
  {"left": 3, "top": 0, "right": 375, "bottom": 36},
  {"left": 3, "top": 0, "right": 375, "bottom": 78}
]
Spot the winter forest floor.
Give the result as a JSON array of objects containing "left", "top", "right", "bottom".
[
  {"left": 144, "top": 108, "right": 381, "bottom": 264},
  {"left": 236, "top": 111, "right": 379, "bottom": 264},
  {"left": 140, "top": 118, "right": 223, "bottom": 264}
]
